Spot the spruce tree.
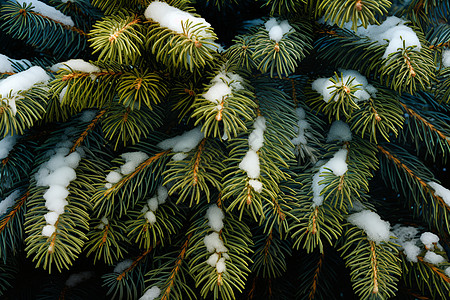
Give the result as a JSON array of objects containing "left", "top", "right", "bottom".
[{"left": 1, "top": 0, "right": 450, "bottom": 299}]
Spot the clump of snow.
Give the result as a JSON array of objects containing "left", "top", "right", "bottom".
[
  {"left": 326, "top": 149, "right": 348, "bottom": 176},
  {"left": 248, "top": 116, "right": 266, "bottom": 151},
  {"left": 35, "top": 133, "right": 82, "bottom": 237},
  {"left": 157, "top": 186, "right": 168, "bottom": 204},
  {"left": 0, "top": 135, "right": 18, "bottom": 160},
  {"left": 204, "top": 232, "right": 228, "bottom": 253},
  {"left": 114, "top": 259, "right": 133, "bottom": 273},
  {"left": 312, "top": 69, "right": 376, "bottom": 103},
  {"left": 65, "top": 271, "right": 94, "bottom": 288},
  {"left": 145, "top": 211, "right": 157, "bottom": 225},
  {"left": 121, "top": 152, "right": 149, "bottom": 175},
  {"left": 423, "top": 251, "right": 445, "bottom": 265},
  {"left": 311, "top": 78, "right": 335, "bottom": 103},
  {"left": 249, "top": 179, "right": 263, "bottom": 193},
  {"left": 347, "top": 210, "right": 391, "bottom": 243},
  {"left": 104, "top": 153, "right": 149, "bottom": 188},
  {"left": 420, "top": 232, "right": 439, "bottom": 250},
  {"left": 215, "top": 257, "right": 226, "bottom": 273},
  {"left": 238, "top": 117, "right": 267, "bottom": 193},
  {"left": 0, "top": 54, "right": 31, "bottom": 73},
  {"left": 139, "top": 286, "right": 161, "bottom": 300},
  {"left": 0, "top": 66, "right": 50, "bottom": 115},
  {"left": 403, "top": 241, "right": 421, "bottom": 263},
  {"left": 172, "top": 153, "right": 188, "bottom": 161},
  {"left": 20, "top": 0, "right": 74, "bottom": 27},
  {"left": 145, "top": 1, "right": 213, "bottom": 40},
  {"left": 203, "top": 205, "right": 228, "bottom": 273},
  {"left": 158, "top": 127, "right": 204, "bottom": 153},
  {"left": 312, "top": 149, "right": 349, "bottom": 207},
  {"left": 141, "top": 186, "right": 169, "bottom": 225},
  {"left": 442, "top": 49, "right": 450, "bottom": 68},
  {"left": 202, "top": 71, "right": 243, "bottom": 105},
  {"left": 42, "top": 224, "right": 56, "bottom": 237},
  {"left": 446, "top": 267, "right": 450, "bottom": 278},
  {"left": 147, "top": 198, "right": 159, "bottom": 212},
  {"left": 44, "top": 211, "right": 59, "bottom": 225},
  {"left": 428, "top": 182, "right": 450, "bottom": 207},
  {"left": 239, "top": 150, "right": 260, "bottom": 179},
  {"left": 264, "top": 17, "right": 293, "bottom": 42},
  {"left": 96, "top": 216, "right": 109, "bottom": 230},
  {"left": 51, "top": 59, "right": 100, "bottom": 73},
  {"left": 349, "top": 17, "right": 421, "bottom": 59},
  {"left": 392, "top": 225, "right": 418, "bottom": 244},
  {"left": 327, "top": 121, "right": 352, "bottom": 143},
  {"left": 106, "top": 171, "right": 122, "bottom": 184},
  {"left": 391, "top": 225, "right": 423, "bottom": 262},
  {"left": 206, "top": 204, "right": 224, "bottom": 232},
  {"left": 206, "top": 252, "right": 219, "bottom": 267},
  {"left": 0, "top": 190, "right": 21, "bottom": 215}
]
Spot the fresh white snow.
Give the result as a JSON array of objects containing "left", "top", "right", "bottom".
[
  {"left": 347, "top": 16, "right": 421, "bottom": 59},
  {"left": 139, "top": 286, "right": 161, "bottom": 300},
  {"left": 0, "top": 135, "right": 18, "bottom": 160},
  {"left": 428, "top": 182, "right": 450, "bottom": 207},
  {"left": 0, "top": 54, "right": 31, "bottom": 73},
  {"left": 239, "top": 150, "right": 260, "bottom": 179},
  {"left": 420, "top": 232, "right": 439, "bottom": 250},
  {"left": 0, "top": 66, "right": 50, "bottom": 115},
  {"left": 423, "top": 251, "right": 445, "bottom": 265},
  {"left": 158, "top": 127, "right": 204, "bottom": 153},
  {"left": 20, "top": 0, "right": 74, "bottom": 27},
  {"left": 312, "top": 69, "right": 376, "bottom": 103},
  {"left": 264, "top": 17, "right": 293, "bottom": 42},
  {"left": 51, "top": 59, "right": 100, "bottom": 73},
  {"left": 202, "top": 71, "right": 243, "bottom": 105},
  {"left": 114, "top": 259, "right": 133, "bottom": 273},
  {"left": 347, "top": 210, "right": 391, "bottom": 243},
  {"left": 206, "top": 204, "right": 224, "bottom": 232},
  {"left": 443, "top": 49, "right": 450, "bottom": 68},
  {"left": 120, "top": 152, "right": 149, "bottom": 175},
  {"left": 145, "top": 1, "right": 213, "bottom": 39},
  {"left": 0, "top": 190, "right": 20, "bottom": 215},
  {"left": 312, "top": 149, "right": 349, "bottom": 207},
  {"left": 35, "top": 134, "right": 82, "bottom": 236}
]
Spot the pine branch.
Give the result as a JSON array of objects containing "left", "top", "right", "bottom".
[{"left": 378, "top": 144, "right": 450, "bottom": 235}]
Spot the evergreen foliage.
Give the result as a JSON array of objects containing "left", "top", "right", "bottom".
[{"left": 0, "top": 0, "right": 450, "bottom": 299}]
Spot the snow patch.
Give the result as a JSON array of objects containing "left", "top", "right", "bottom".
[
  {"left": 264, "top": 17, "right": 293, "bottom": 42},
  {"left": 0, "top": 190, "right": 21, "bottom": 215},
  {"left": 428, "top": 182, "right": 450, "bottom": 207},
  {"left": 51, "top": 59, "right": 100, "bottom": 73},
  {"left": 423, "top": 251, "right": 445, "bottom": 265},
  {"left": 0, "top": 135, "right": 18, "bottom": 160},
  {"left": 139, "top": 286, "right": 161, "bottom": 300},
  {"left": 206, "top": 204, "right": 224, "bottom": 232},
  {"left": 20, "top": 0, "right": 74, "bottom": 27},
  {"left": 312, "top": 149, "right": 349, "bottom": 207},
  {"left": 114, "top": 259, "right": 133, "bottom": 273},
  {"left": 348, "top": 16, "right": 421, "bottom": 59},
  {"left": 312, "top": 69, "right": 376, "bottom": 103},
  {"left": 145, "top": 1, "right": 214, "bottom": 40},
  {"left": 0, "top": 66, "right": 50, "bottom": 115},
  {"left": 347, "top": 210, "right": 391, "bottom": 243},
  {"left": 158, "top": 127, "right": 204, "bottom": 153}
]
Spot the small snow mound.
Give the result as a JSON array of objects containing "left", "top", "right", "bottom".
[{"left": 347, "top": 210, "right": 390, "bottom": 243}]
